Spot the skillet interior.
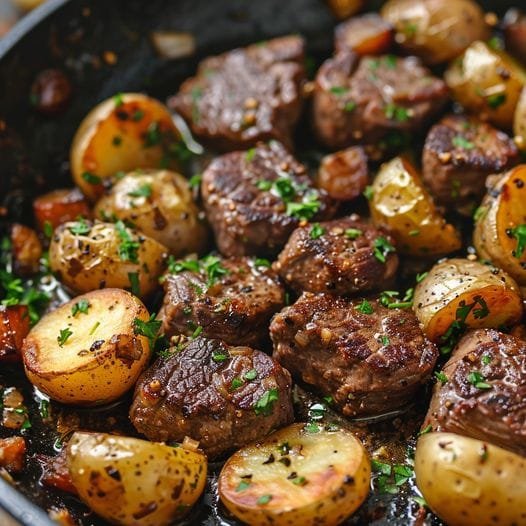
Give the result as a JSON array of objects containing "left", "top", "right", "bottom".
[{"left": 0, "top": 0, "right": 520, "bottom": 525}]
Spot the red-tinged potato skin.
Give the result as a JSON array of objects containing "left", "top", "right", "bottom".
[
  {"left": 70, "top": 93, "right": 181, "bottom": 201},
  {"left": 334, "top": 13, "right": 393, "bottom": 56},
  {"left": 0, "top": 305, "right": 30, "bottom": 363},
  {"left": 33, "top": 188, "right": 91, "bottom": 231},
  {"left": 219, "top": 423, "right": 371, "bottom": 526},
  {"left": 474, "top": 165, "right": 526, "bottom": 286},
  {"left": 415, "top": 433, "right": 526, "bottom": 526},
  {"left": 0, "top": 436, "right": 26, "bottom": 473},
  {"left": 22, "top": 289, "right": 152, "bottom": 405}
]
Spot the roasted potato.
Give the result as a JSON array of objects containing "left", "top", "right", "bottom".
[
  {"left": 382, "top": 0, "right": 488, "bottom": 65},
  {"left": 474, "top": 165, "right": 526, "bottom": 285},
  {"left": 33, "top": 188, "right": 91, "bottom": 231},
  {"left": 67, "top": 432, "right": 207, "bottom": 526},
  {"left": 415, "top": 432, "right": 526, "bottom": 526},
  {"left": 95, "top": 169, "right": 208, "bottom": 256},
  {"left": 0, "top": 305, "right": 30, "bottom": 363},
  {"left": 10, "top": 224, "right": 42, "bottom": 276},
  {"left": 445, "top": 41, "right": 526, "bottom": 129},
  {"left": 219, "top": 423, "right": 370, "bottom": 526},
  {"left": 326, "top": 0, "right": 363, "bottom": 19},
  {"left": 369, "top": 156, "right": 461, "bottom": 256},
  {"left": 503, "top": 8, "right": 526, "bottom": 66},
  {"left": 413, "top": 258, "right": 523, "bottom": 343},
  {"left": 49, "top": 220, "right": 167, "bottom": 298},
  {"left": 513, "top": 87, "right": 526, "bottom": 151},
  {"left": 22, "top": 289, "right": 152, "bottom": 405},
  {"left": 70, "top": 93, "right": 181, "bottom": 201}
]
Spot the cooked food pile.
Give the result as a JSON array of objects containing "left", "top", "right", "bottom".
[{"left": 1, "top": 1, "right": 526, "bottom": 525}]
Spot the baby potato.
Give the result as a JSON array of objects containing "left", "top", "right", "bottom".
[
  {"left": 474, "top": 165, "right": 526, "bottom": 285},
  {"left": 445, "top": 41, "right": 526, "bottom": 129},
  {"left": 513, "top": 87, "right": 526, "bottom": 151},
  {"left": 49, "top": 220, "right": 167, "bottom": 298},
  {"left": 370, "top": 156, "right": 461, "bottom": 256},
  {"left": 415, "top": 432, "right": 526, "bottom": 526},
  {"left": 219, "top": 423, "right": 370, "bottom": 526},
  {"left": 67, "top": 432, "right": 207, "bottom": 526},
  {"left": 71, "top": 93, "right": 181, "bottom": 201},
  {"left": 382, "top": 0, "right": 488, "bottom": 65},
  {"left": 21, "top": 289, "right": 152, "bottom": 405},
  {"left": 95, "top": 169, "right": 208, "bottom": 256},
  {"left": 413, "top": 258, "right": 523, "bottom": 342}
]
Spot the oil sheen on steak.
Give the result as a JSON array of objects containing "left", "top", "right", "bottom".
[
  {"left": 270, "top": 293, "right": 438, "bottom": 417},
  {"left": 130, "top": 337, "right": 293, "bottom": 458}
]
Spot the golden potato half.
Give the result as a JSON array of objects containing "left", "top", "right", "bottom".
[
  {"left": 67, "top": 432, "right": 207, "bottom": 526},
  {"left": 49, "top": 220, "right": 167, "bottom": 298},
  {"left": 413, "top": 258, "right": 523, "bottom": 342},
  {"left": 370, "top": 156, "right": 461, "bottom": 256},
  {"left": 71, "top": 93, "right": 181, "bottom": 201},
  {"left": 415, "top": 432, "right": 526, "bottom": 526},
  {"left": 22, "top": 289, "right": 152, "bottom": 405},
  {"left": 95, "top": 169, "right": 208, "bottom": 256},
  {"left": 219, "top": 423, "right": 370, "bottom": 526},
  {"left": 445, "top": 41, "right": 526, "bottom": 129},
  {"left": 474, "top": 164, "right": 526, "bottom": 286}
]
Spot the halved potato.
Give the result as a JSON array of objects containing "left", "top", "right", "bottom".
[
  {"left": 49, "top": 220, "right": 167, "bottom": 298},
  {"left": 67, "top": 432, "right": 207, "bottom": 526},
  {"left": 445, "top": 41, "right": 526, "bottom": 129},
  {"left": 415, "top": 432, "right": 526, "bottom": 526},
  {"left": 474, "top": 164, "right": 526, "bottom": 285},
  {"left": 513, "top": 87, "right": 526, "bottom": 150},
  {"left": 95, "top": 169, "right": 208, "bottom": 256},
  {"left": 413, "top": 258, "right": 523, "bottom": 342},
  {"left": 22, "top": 289, "right": 152, "bottom": 405},
  {"left": 370, "top": 156, "right": 461, "bottom": 256},
  {"left": 219, "top": 423, "right": 370, "bottom": 526},
  {"left": 71, "top": 93, "right": 181, "bottom": 201}
]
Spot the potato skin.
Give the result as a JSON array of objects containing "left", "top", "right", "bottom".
[
  {"left": 370, "top": 156, "right": 461, "bottom": 256},
  {"left": 382, "top": 0, "right": 488, "bottom": 65},
  {"left": 474, "top": 165, "right": 526, "bottom": 286},
  {"left": 95, "top": 170, "right": 208, "bottom": 256},
  {"left": 70, "top": 93, "right": 181, "bottom": 201},
  {"left": 33, "top": 188, "right": 91, "bottom": 231},
  {"left": 514, "top": 87, "right": 526, "bottom": 151},
  {"left": 219, "top": 423, "right": 370, "bottom": 526},
  {"left": 67, "top": 432, "right": 207, "bottom": 526},
  {"left": 415, "top": 432, "right": 526, "bottom": 526},
  {"left": 413, "top": 258, "right": 523, "bottom": 342},
  {"left": 49, "top": 220, "right": 167, "bottom": 298},
  {"left": 22, "top": 289, "right": 151, "bottom": 405},
  {"left": 445, "top": 41, "right": 526, "bottom": 129}
]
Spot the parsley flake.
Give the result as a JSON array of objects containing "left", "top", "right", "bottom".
[
  {"left": 467, "top": 371, "right": 492, "bottom": 390},
  {"left": 57, "top": 328, "right": 73, "bottom": 347},
  {"left": 510, "top": 224, "right": 526, "bottom": 258},
  {"left": 310, "top": 223, "right": 325, "bottom": 239},
  {"left": 254, "top": 388, "right": 279, "bottom": 416},
  {"left": 373, "top": 236, "right": 395, "bottom": 263},
  {"left": 356, "top": 300, "right": 374, "bottom": 314},
  {"left": 128, "top": 183, "right": 152, "bottom": 198},
  {"left": 71, "top": 299, "right": 90, "bottom": 317},
  {"left": 452, "top": 135, "right": 475, "bottom": 150},
  {"left": 134, "top": 314, "right": 162, "bottom": 349}
]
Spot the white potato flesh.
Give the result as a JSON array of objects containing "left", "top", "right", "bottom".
[
  {"left": 67, "top": 432, "right": 207, "bottom": 526},
  {"left": 413, "top": 258, "right": 523, "bottom": 342},
  {"left": 219, "top": 423, "right": 371, "bottom": 526},
  {"left": 95, "top": 170, "right": 208, "bottom": 256},
  {"left": 22, "top": 289, "right": 151, "bottom": 405},
  {"left": 71, "top": 93, "right": 181, "bottom": 201},
  {"left": 415, "top": 432, "right": 526, "bottom": 526}
]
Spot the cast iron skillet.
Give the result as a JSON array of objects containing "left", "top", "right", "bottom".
[{"left": 0, "top": 0, "right": 519, "bottom": 525}]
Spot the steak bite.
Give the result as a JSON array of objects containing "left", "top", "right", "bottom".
[
  {"left": 158, "top": 255, "right": 285, "bottom": 347},
  {"left": 202, "top": 141, "right": 336, "bottom": 257},
  {"left": 313, "top": 52, "right": 448, "bottom": 150},
  {"left": 274, "top": 215, "right": 398, "bottom": 295},
  {"left": 270, "top": 293, "right": 438, "bottom": 417},
  {"left": 129, "top": 337, "right": 293, "bottom": 458},
  {"left": 168, "top": 36, "right": 306, "bottom": 151},
  {"left": 422, "top": 114, "right": 519, "bottom": 214},
  {"left": 424, "top": 329, "right": 526, "bottom": 457}
]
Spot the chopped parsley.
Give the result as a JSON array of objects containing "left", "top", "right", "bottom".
[
  {"left": 167, "top": 256, "right": 200, "bottom": 274},
  {"left": 345, "top": 228, "right": 362, "bottom": 239},
  {"left": 201, "top": 255, "right": 229, "bottom": 287},
  {"left": 356, "top": 299, "right": 374, "bottom": 314},
  {"left": 188, "top": 174, "right": 202, "bottom": 189},
  {"left": 329, "top": 86, "right": 348, "bottom": 96},
  {"left": 309, "top": 223, "right": 325, "bottom": 239},
  {"left": 344, "top": 100, "right": 357, "bottom": 112},
  {"left": 363, "top": 185, "right": 374, "bottom": 200},
  {"left": 254, "top": 258, "right": 271, "bottom": 268},
  {"left": 434, "top": 371, "right": 448, "bottom": 384},
  {"left": 292, "top": 476, "right": 307, "bottom": 486},
  {"left": 452, "top": 135, "right": 475, "bottom": 150},
  {"left": 379, "top": 334, "right": 390, "bottom": 346},
  {"left": 373, "top": 236, "right": 395, "bottom": 263},
  {"left": 115, "top": 221, "right": 140, "bottom": 263},
  {"left": 113, "top": 93, "right": 124, "bottom": 107},
  {"left": 416, "top": 271, "right": 428, "bottom": 283},
  {"left": 379, "top": 289, "right": 413, "bottom": 309},
  {"left": 71, "top": 299, "right": 90, "bottom": 317},
  {"left": 43, "top": 221, "right": 53, "bottom": 238},
  {"left": 144, "top": 121, "right": 162, "bottom": 147},
  {"left": 134, "top": 314, "right": 162, "bottom": 349},
  {"left": 212, "top": 350, "right": 229, "bottom": 362},
  {"left": 128, "top": 183, "right": 152, "bottom": 198},
  {"left": 39, "top": 399, "right": 49, "bottom": 419},
  {"left": 132, "top": 109, "right": 144, "bottom": 121},
  {"left": 481, "top": 354, "right": 492, "bottom": 365},
  {"left": 510, "top": 224, "right": 526, "bottom": 258},
  {"left": 231, "top": 377, "right": 244, "bottom": 390},
  {"left": 244, "top": 369, "right": 258, "bottom": 381},
  {"left": 236, "top": 480, "right": 251, "bottom": 492},
  {"left": 372, "top": 460, "right": 413, "bottom": 495},
  {"left": 384, "top": 103, "right": 410, "bottom": 122},
  {"left": 257, "top": 495, "right": 272, "bottom": 505},
  {"left": 467, "top": 371, "right": 492, "bottom": 390},
  {"left": 128, "top": 272, "right": 140, "bottom": 296},
  {"left": 191, "top": 325, "right": 203, "bottom": 339},
  {"left": 418, "top": 424, "right": 432, "bottom": 436},
  {"left": 486, "top": 93, "right": 506, "bottom": 109},
  {"left": 68, "top": 218, "right": 91, "bottom": 235},
  {"left": 383, "top": 55, "right": 397, "bottom": 69},
  {"left": 57, "top": 327, "right": 73, "bottom": 347},
  {"left": 245, "top": 148, "right": 256, "bottom": 162},
  {"left": 81, "top": 172, "right": 102, "bottom": 185},
  {"left": 286, "top": 192, "right": 321, "bottom": 221},
  {"left": 254, "top": 388, "right": 279, "bottom": 416}
]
